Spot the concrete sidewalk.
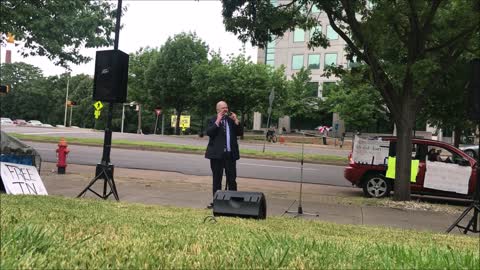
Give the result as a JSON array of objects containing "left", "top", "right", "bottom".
[{"left": 39, "top": 162, "right": 475, "bottom": 235}]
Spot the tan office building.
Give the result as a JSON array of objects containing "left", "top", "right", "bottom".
[{"left": 254, "top": 4, "right": 347, "bottom": 135}]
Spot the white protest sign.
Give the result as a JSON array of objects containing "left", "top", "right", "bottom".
[
  {"left": 1, "top": 162, "right": 48, "bottom": 195},
  {"left": 352, "top": 136, "right": 390, "bottom": 165},
  {"left": 424, "top": 160, "right": 471, "bottom": 194}
]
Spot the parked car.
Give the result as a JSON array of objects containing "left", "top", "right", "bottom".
[
  {"left": 27, "top": 120, "right": 43, "bottom": 126},
  {"left": 0, "top": 117, "right": 14, "bottom": 126},
  {"left": 344, "top": 137, "right": 476, "bottom": 199},
  {"left": 460, "top": 145, "right": 478, "bottom": 159},
  {"left": 13, "top": 119, "right": 27, "bottom": 126}
]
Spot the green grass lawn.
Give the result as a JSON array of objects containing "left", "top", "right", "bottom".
[
  {"left": 10, "top": 133, "right": 348, "bottom": 165},
  {"left": 1, "top": 195, "right": 478, "bottom": 269}
]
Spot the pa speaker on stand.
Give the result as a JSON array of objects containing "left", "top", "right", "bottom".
[{"left": 93, "top": 50, "right": 129, "bottom": 103}]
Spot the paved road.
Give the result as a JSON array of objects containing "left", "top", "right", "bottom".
[
  {"left": 3, "top": 126, "right": 350, "bottom": 157},
  {"left": 31, "top": 142, "right": 350, "bottom": 187}
]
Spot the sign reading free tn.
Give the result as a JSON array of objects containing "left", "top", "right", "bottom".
[{"left": 0, "top": 162, "right": 48, "bottom": 195}]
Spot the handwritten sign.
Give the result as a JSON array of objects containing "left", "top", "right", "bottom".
[
  {"left": 424, "top": 160, "right": 471, "bottom": 194},
  {"left": 0, "top": 162, "right": 48, "bottom": 195},
  {"left": 352, "top": 136, "right": 390, "bottom": 165}
]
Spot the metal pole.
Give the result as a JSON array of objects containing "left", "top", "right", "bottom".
[
  {"left": 262, "top": 113, "right": 271, "bottom": 153},
  {"left": 298, "top": 133, "right": 305, "bottom": 214},
  {"left": 101, "top": 0, "right": 122, "bottom": 164},
  {"left": 154, "top": 114, "right": 159, "bottom": 135},
  {"left": 137, "top": 104, "right": 142, "bottom": 134},
  {"left": 63, "top": 74, "right": 70, "bottom": 126},
  {"left": 69, "top": 106, "right": 73, "bottom": 127},
  {"left": 161, "top": 113, "right": 165, "bottom": 135},
  {"left": 121, "top": 104, "right": 125, "bottom": 133}
]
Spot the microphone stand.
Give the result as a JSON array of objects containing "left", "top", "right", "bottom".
[{"left": 284, "top": 132, "right": 319, "bottom": 218}]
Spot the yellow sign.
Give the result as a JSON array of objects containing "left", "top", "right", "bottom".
[
  {"left": 93, "top": 101, "right": 104, "bottom": 110},
  {"left": 171, "top": 115, "right": 191, "bottom": 128},
  {"left": 386, "top": 157, "right": 419, "bottom": 183},
  {"left": 93, "top": 101, "right": 104, "bottom": 119}
]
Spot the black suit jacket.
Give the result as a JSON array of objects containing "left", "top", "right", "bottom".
[{"left": 205, "top": 116, "right": 243, "bottom": 160}]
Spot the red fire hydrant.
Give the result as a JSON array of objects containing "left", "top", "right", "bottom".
[{"left": 56, "top": 138, "right": 69, "bottom": 174}]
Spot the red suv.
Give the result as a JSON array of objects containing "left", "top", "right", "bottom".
[{"left": 344, "top": 137, "right": 477, "bottom": 199}]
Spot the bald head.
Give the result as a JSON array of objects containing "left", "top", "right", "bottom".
[{"left": 216, "top": 101, "right": 228, "bottom": 113}]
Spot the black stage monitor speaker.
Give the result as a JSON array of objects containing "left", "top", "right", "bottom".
[
  {"left": 93, "top": 50, "right": 129, "bottom": 103},
  {"left": 468, "top": 59, "right": 480, "bottom": 120},
  {"left": 213, "top": 191, "right": 267, "bottom": 219}
]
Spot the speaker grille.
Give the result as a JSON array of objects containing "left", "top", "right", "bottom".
[{"left": 93, "top": 50, "right": 129, "bottom": 103}]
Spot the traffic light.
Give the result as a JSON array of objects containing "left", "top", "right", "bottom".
[{"left": 0, "top": 85, "right": 10, "bottom": 93}]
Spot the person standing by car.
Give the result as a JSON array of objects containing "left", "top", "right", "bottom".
[{"left": 204, "top": 101, "right": 243, "bottom": 209}]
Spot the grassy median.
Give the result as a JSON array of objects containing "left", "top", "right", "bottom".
[
  {"left": 10, "top": 133, "right": 348, "bottom": 165},
  {"left": 1, "top": 195, "right": 478, "bottom": 269}
]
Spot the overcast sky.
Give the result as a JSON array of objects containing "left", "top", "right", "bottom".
[{"left": 2, "top": 1, "right": 258, "bottom": 76}]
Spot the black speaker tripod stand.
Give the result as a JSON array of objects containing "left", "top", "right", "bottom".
[
  {"left": 284, "top": 132, "right": 319, "bottom": 218},
  {"left": 77, "top": 104, "right": 119, "bottom": 201},
  {"left": 446, "top": 167, "right": 480, "bottom": 234}
]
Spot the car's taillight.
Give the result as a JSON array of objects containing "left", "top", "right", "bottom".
[{"left": 348, "top": 153, "right": 353, "bottom": 164}]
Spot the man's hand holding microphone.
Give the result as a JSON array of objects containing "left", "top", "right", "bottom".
[{"left": 215, "top": 108, "right": 239, "bottom": 126}]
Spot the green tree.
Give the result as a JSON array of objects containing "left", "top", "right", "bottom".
[
  {"left": 68, "top": 74, "right": 95, "bottom": 128},
  {"left": 324, "top": 66, "right": 389, "bottom": 131},
  {"left": 192, "top": 53, "right": 288, "bottom": 131},
  {"left": 1, "top": 0, "right": 119, "bottom": 67},
  {"left": 0, "top": 62, "right": 45, "bottom": 120},
  {"left": 283, "top": 68, "right": 327, "bottom": 129},
  {"left": 221, "top": 0, "right": 480, "bottom": 201},
  {"left": 418, "top": 60, "right": 476, "bottom": 147},
  {"left": 192, "top": 53, "right": 233, "bottom": 132},
  {"left": 146, "top": 32, "right": 209, "bottom": 135}
]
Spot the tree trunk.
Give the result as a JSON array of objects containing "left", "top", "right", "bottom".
[
  {"left": 453, "top": 126, "right": 462, "bottom": 148},
  {"left": 175, "top": 110, "right": 182, "bottom": 135},
  {"left": 393, "top": 102, "right": 416, "bottom": 201}
]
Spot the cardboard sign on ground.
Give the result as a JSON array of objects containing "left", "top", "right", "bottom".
[{"left": 0, "top": 162, "right": 48, "bottom": 195}]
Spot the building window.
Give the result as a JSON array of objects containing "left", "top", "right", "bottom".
[
  {"left": 265, "top": 37, "right": 276, "bottom": 67},
  {"left": 292, "top": 55, "right": 304, "bottom": 70},
  {"left": 307, "top": 82, "right": 319, "bottom": 97},
  {"left": 324, "top": 53, "right": 337, "bottom": 67},
  {"left": 322, "top": 82, "right": 336, "bottom": 98},
  {"left": 293, "top": 28, "right": 305, "bottom": 43},
  {"left": 309, "top": 26, "right": 321, "bottom": 39},
  {"left": 326, "top": 25, "right": 339, "bottom": 40},
  {"left": 308, "top": 54, "right": 321, "bottom": 69}
]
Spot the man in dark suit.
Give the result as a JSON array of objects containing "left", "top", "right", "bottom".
[{"left": 205, "top": 101, "right": 243, "bottom": 208}]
